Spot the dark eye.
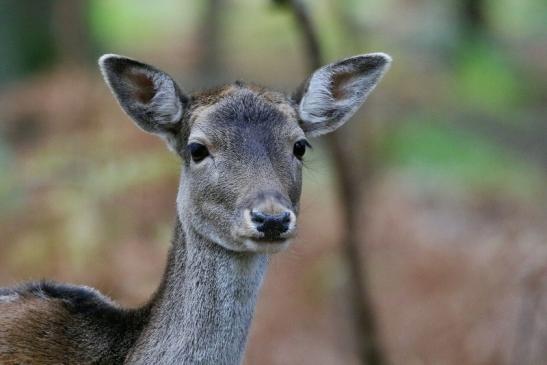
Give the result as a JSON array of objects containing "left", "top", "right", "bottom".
[
  {"left": 293, "top": 139, "right": 311, "bottom": 160},
  {"left": 188, "top": 143, "right": 210, "bottom": 163}
]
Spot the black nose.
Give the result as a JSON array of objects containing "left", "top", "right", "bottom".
[{"left": 251, "top": 210, "right": 291, "bottom": 239}]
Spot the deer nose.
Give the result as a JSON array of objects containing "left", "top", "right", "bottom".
[{"left": 250, "top": 210, "right": 291, "bottom": 239}]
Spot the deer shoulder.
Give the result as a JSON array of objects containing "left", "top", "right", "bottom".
[{"left": 0, "top": 281, "right": 145, "bottom": 364}]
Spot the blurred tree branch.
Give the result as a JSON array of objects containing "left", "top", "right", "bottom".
[
  {"left": 280, "top": 0, "right": 386, "bottom": 364},
  {"left": 459, "top": 0, "right": 488, "bottom": 41}
]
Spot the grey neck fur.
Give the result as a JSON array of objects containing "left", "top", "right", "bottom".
[{"left": 125, "top": 219, "right": 268, "bottom": 365}]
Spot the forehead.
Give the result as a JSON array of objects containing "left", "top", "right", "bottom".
[{"left": 187, "top": 84, "right": 301, "bottom": 143}]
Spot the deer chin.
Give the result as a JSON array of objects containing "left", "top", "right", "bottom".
[
  {"left": 243, "top": 238, "right": 293, "bottom": 254},
  {"left": 205, "top": 228, "right": 293, "bottom": 254}
]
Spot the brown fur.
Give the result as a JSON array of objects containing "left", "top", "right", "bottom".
[
  {"left": 190, "top": 84, "right": 238, "bottom": 107},
  {"left": 1, "top": 297, "right": 79, "bottom": 364},
  {"left": 331, "top": 71, "right": 353, "bottom": 99},
  {"left": 0, "top": 283, "right": 147, "bottom": 364},
  {"left": 126, "top": 71, "right": 156, "bottom": 103}
]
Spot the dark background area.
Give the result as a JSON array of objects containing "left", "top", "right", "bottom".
[{"left": 0, "top": 1, "right": 546, "bottom": 364}]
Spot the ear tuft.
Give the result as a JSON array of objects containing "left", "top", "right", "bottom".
[{"left": 296, "top": 52, "right": 391, "bottom": 137}]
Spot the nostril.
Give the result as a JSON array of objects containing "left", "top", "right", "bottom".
[
  {"left": 250, "top": 210, "right": 266, "bottom": 224},
  {"left": 250, "top": 210, "right": 292, "bottom": 238},
  {"left": 281, "top": 212, "right": 291, "bottom": 224}
]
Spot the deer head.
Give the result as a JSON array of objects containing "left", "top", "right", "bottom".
[{"left": 99, "top": 53, "right": 391, "bottom": 254}]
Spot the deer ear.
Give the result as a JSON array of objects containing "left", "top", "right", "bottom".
[
  {"left": 294, "top": 53, "right": 391, "bottom": 137},
  {"left": 99, "top": 54, "right": 188, "bottom": 149}
]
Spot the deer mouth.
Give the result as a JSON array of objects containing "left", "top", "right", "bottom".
[
  {"left": 253, "top": 235, "right": 289, "bottom": 243},
  {"left": 243, "top": 237, "right": 293, "bottom": 253},
  {"left": 233, "top": 229, "right": 295, "bottom": 253}
]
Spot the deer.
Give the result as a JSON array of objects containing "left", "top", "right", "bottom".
[{"left": 0, "top": 52, "right": 391, "bottom": 364}]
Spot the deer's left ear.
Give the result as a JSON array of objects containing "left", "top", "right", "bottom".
[
  {"left": 99, "top": 54, "right": 189, "bottom": 151},
  {"left": 294, "top": 53, "right": 391, "bottom": 137}
]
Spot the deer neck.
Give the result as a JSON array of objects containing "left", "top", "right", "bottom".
[{"left": 125, "top": 218, "right": 268, "bottom": 364}]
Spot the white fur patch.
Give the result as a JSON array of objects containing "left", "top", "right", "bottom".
[
  {"left": 243, "top": 238, "right": 292, "bottom": 253},
  {"left": 148, "top": 71, "right": 183, "bottom": 125},
  {"left": 0, "top": 293, "right": 19, "bottom": 303}
]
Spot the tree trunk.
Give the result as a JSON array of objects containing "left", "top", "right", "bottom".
[
  {"left": 197, "top": 0, "right": 223, "bottom": 85},
  {"left": 285, "top": 1, "right": 386, "bottom": 364},
  {"left": 51, "top": 0, "right": 95, "bottom": 66},
  {"left": 459, "top": 0, "right": 488, "bottom": 41}
]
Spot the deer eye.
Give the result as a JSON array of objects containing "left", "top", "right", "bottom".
[
  {"left": 293, "top": 139, "right": 311, "bottom": 160},
  {"left": 188, "top": 143, "right": 210, "bottom": 163}
]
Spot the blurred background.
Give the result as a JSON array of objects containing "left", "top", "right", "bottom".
[{"left": 0, "top": 0, "right": 546, "bottom": 364}]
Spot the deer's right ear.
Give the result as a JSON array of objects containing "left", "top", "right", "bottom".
[{"left": 99, "top": 54, "right": 188, "bottom": 149}]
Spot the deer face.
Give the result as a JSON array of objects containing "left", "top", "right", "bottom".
[
  {"left": 176, "top": 87, "right": 305, "bottom": 253},
  {"left": 99, "top": 53, "right": 390, "bottom": 253}
]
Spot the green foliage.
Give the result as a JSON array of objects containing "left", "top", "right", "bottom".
[
  {"left": 488, "top": 0, "right": 547, "bottom": 38},
  {"left": 88, "top": 0, "right": 201, "bottom": 51},
  {"left": 0, "top": 0, "right": 56, "bottom": 84},
  {"left": 381, "top": 118, "right": 545, "bottom": 198},
  {"left": 454, "top": 41, "right": 524, "bottom": 114}
]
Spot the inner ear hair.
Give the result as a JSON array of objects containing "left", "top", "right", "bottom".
[{"left": 125, "top": 71, "right": 156, "bottom": 104}]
